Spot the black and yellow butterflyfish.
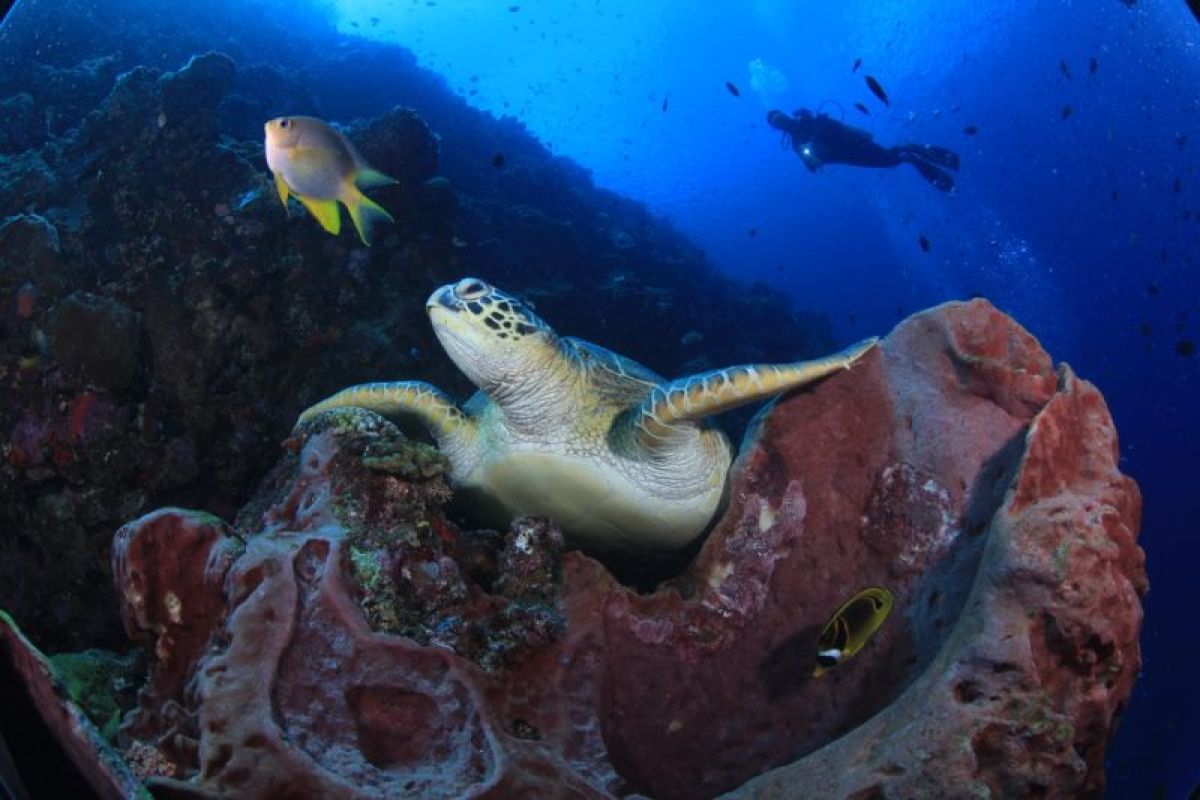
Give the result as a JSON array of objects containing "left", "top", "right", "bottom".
[{"left": 813, "top": 586, "right": 894, "bottom": 677}]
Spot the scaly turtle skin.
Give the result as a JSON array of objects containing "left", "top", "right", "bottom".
[{"left": 297, "top": 278, "right": 876, "bottom": 551}]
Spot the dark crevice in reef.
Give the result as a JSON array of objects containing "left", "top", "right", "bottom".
[
  {"left": 586, "top": 535, "right": 706, "bottom": 593},
  {"left": 905, "top": 428, "right": 1029, "bottom": 678},
  {"left": 0, "top": 640, "right": 95, "bottom": 798}
]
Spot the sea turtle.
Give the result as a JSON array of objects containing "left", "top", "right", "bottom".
[{"left": 297, "top": 277, "right": 875, "bottom": 551}]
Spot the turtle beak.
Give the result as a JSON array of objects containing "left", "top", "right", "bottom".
[{"left": 426, "top": 284, "right": 456, "bottom": 313}]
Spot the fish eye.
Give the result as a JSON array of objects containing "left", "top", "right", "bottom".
[
  {"left": 454, "top": 278, "right": 491, "bottom": 301},
  {"left": 279, "top": 118, "right": 290, "bottom": 129}
]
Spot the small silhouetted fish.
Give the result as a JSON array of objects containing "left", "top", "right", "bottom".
[
  {"left": 1176, "top": 339, "right": 1196, "bottom": 357},
  {"left": 864, "top": 75, "right": 889, "bottom": 106},
  {"left": 1059, "top": 59, "right": 1073, "bottom": 80},
  {"left": 509, "top": 5, "right": 520, "bottom": 10},
  {"left": 1147, "top": 281, "right": 1160, "bottom": 296},
  {"left": 964, "top": 124, "right": 979, "bottom": 135},
  {"left": 662, "top": 96, "right": 669, "bottom": 112},
  {"left": 1089, "top": 56, "right": 1099, "bottom": 75},
  {"left": 1111, "top": 189, "right": 1120, "bottom": 203},
  {"left": 853, "top": 102, "right": 870, "bottom": 115},
  {"left": 852, "top": 58, "right": 862, "bottom": 72},
  {"left": 491, "top": 152, "right": 505, "bottom": 168},
  {"left": 1177, "top": 133, "right": 1190, "bottom": 148},
  {"left": 918, "top": 234, "right": 930, "bottom": 252},
  {"left": 725, "top": 81, "right": 741, "bottom": 97},
  {"left": 1139, "top": 322, "right": 1152, "bottom": 336},
  {"left": 748, "top": 228, "right": 758, "bottom": 237},
  {"left": 1061, "top": 105, "right": 1073, "bottom": 119},
  {"left": 1174, "top": 177, "right": 1183, "bottom": 193}
]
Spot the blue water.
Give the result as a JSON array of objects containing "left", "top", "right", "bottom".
[
  {"left": 333, "top": 4, "right": 1200, "bottom": 791},
  {"left": 3, "top": 0, "right": 1198, "bottom": 794}
]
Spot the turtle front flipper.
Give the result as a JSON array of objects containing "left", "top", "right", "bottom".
[
  {"left": 632, "top": 338, "right": 878, "bottom": 447},
  {"left": 296, "top": 381, "right": 475, "bottom": 448}
]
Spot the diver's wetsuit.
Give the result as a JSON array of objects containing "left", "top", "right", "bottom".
[{"left": 767, "top": 108, "right": 960, "bottom": 192}]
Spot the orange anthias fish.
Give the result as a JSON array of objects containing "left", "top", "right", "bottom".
[{"left": 264, "top": 115, "right": 396, "bottom": 246}]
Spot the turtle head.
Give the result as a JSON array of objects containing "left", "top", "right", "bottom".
[{"left": 427, "top": 277, "right": 558, "bottom": 392}]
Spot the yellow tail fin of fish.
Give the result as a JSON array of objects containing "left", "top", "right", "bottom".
[{"left": 345, "top": 185, "right": 395, "bottom": 246}]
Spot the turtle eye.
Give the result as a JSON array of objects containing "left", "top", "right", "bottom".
[{"left": 454, "top": 278, "right": 490, "bottom": 301}]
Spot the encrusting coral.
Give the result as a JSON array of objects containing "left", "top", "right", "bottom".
[{"left": 0, "top": 299, "right": 1142, "bottom": 799}]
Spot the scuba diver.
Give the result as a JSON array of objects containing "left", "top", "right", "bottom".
[{"left": 767, "top": 108, "right": 960, "bottom": 192}]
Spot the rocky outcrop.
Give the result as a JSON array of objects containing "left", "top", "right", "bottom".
[
  {"left": 716, "top": 301, "right": 1145, "bottom": 799},
  {"left": 110, "top": 411, "right": 617, "bottom": 798},
  {"left": 0, "top": 299, "right": 1132, "bottom": 799}
]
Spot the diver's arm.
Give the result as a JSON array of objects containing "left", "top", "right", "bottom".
[{"left": 797, "top": 142, "right": 824, "bottom": 171}]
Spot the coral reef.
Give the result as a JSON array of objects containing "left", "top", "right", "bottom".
[
  {"left": 0, "top": 299, "right": 1141, "bottom": 798},
  {"left": 0, "top": 36, "right": 826, "bottom": 654},
  {"left": 111, "top": 410, "right": 608, "bottom": 798}
]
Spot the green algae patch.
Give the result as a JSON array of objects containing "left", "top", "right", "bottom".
[
  {"left": 348, "top": 544, "right": 401, "bottom": 631},
  {"left": 362, "top": 438, "right": 447, "bottom": 480},
  {"left": 302, "top": 405, "right": 447, "bottom": 481},
  {"left": 48, "top": 649, "right": 143, "bottom": 743},
  {"left": 301, "top": 405, "right": 395, "bottom": 439}
]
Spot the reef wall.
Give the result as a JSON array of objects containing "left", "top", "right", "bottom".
[
  {"left": 0, "top": 38, "right": 829, "bottom": 652},
  {"left": 0, "top": 299, "right": 1145, "bottom": 798}
]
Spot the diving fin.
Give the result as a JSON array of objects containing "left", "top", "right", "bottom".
[
  {"left": 908, "top": 144, "right": 960, "bottom": 170},
  {"left": 907, "top": 158, "right": 956, "bottom": 193}
]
